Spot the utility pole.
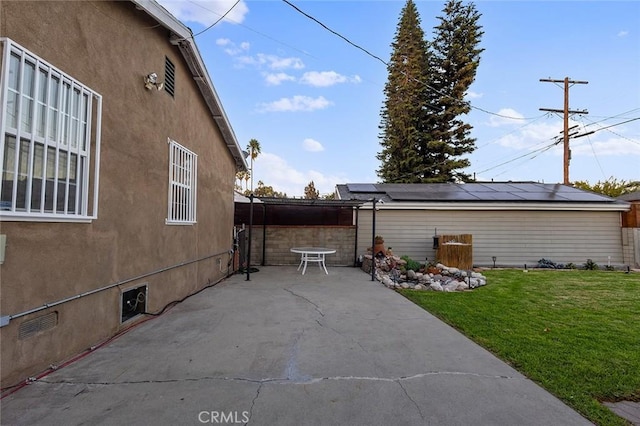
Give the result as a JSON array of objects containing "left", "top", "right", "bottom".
[{"left": 539, "top": 77, "right": 588, "bottom": 185}]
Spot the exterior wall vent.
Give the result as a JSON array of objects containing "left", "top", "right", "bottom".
[
  {"left": 164, "top": 56, "right": 175, "bottom": 97},
  {"left": 19, "top": 312, "right": 58, "bottom": 340},
  {"left": 121, "top": 284, "right": 148, "bottom": 323}
]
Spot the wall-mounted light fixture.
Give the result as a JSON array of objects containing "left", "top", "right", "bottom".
[{"left": 144, "top": 72, "right": 164, "bottom": 91}]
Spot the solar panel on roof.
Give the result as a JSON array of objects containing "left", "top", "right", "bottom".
[
  {"left": 477, "top": 192, "right": 526, "bottom": 201},
  {"left": 467, "top": 183, "right": 499, "bottom": 192},
  {"left": 386, "top": 191, "right": 479, "bottom": 201},
  {"left": 347, "top": 183, "right": 381, "bottom": 193}
]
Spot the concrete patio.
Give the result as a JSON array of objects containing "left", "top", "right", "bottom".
[{"left": 1, "top": 266, "right": 593, "bottom": 425}]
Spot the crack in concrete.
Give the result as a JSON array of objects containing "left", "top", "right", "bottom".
[
  {"left": 283, "top": 288, "right": 325, "bottom": 317},
  {"left": 245, "top": 382, "right": 263, "bottom": 426},
  {"left": 39, "top": 370, "right": 520, "bottom": 387},
  {"left": 315, "top": 319, "right": 370, "bottom": 355},
  {"left": 396, "top": 379, "right": 425, "bottom": 421}
]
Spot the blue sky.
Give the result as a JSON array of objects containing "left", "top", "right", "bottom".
[{"left": 157, "top": 0, "right": 640, "bottom": 197}]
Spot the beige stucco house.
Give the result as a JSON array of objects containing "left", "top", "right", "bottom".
[
  {"left": 0, "top": 0, "right": 246, "bottom": 387},
  {"left": 337, "top": 182, "right": 633, "bottom": 268}
]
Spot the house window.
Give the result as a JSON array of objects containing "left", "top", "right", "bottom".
[
  {"left": 167, "top": 139, "right": 197, "bottom": 224},
  {"left": 0, "top": 38, "right": 102, "bottom": 221},
  {"left": 164, "top": 56, "right": 175, "bottom": 97}
]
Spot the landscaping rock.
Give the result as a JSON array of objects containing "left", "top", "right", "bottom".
[
  {"left": 430, "top": 282, "right": 443, "bottom": 291},
  {"left": 362, "top": 253, "right": 488, "bottom": 293}
]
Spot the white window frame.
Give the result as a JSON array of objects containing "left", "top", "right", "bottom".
[
  {"left": 167, "top": 138, "right": 197, "bottom": 225},
  {"left": 0, "top": 38, "right": 102, "bottom": 222}
]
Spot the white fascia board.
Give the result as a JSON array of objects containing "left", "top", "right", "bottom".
[
  {"left": 132, "top": 0, "right": 192, "bottom": 39},
  {"left": 359, "top": 202, "right": 630, "bottom": 212},
  {"left": 131, "top": 0, "right": 248, "bottom": 172}
]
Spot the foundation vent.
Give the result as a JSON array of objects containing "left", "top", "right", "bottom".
[
  {"left": 121, "top": 284, "right": 147, "bottom": 323},
  {"left": 19, "top": 312, "right": 58, "bottom": 339}
]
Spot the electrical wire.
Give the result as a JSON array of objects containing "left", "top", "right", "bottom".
[
  {"left": 191, "top": 0, "right": 241, "bottom": 38},
  {"left": 474, "top": 140, "right": 558, "bottom": 176},
  {"left": 573, "top": 116, "right": 640, "bottom": 145},
  {"left": 1, "top": 254, "right": 235, "bottom": 399},
  {"left": 281, "top": 0, "right": 537, "bottom": 122},
  {"left": 475, "top": 113, "right": 550, "bottom": 150},
  {"left": 576, "top": 115, "right": 607, "bottom": 180}
]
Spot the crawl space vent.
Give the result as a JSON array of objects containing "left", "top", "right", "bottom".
[
  {"left": 19, "top": 312, "right": 58, "bottom": 339},
  {"left": 121, "top": 285, "right": 147, "bottom": 323}
]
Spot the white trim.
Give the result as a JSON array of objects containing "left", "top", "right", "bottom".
[
  {"left": 0, "top": 214, "right": 93, "bottom": 223},
  {"left": 0, "top": 38, "right": 102, "bottom": 222},
  {"left": 130, "top": 0, "right": 247, "bottom": 171},
  {"left": 166, "top": 138, "right": 197, "bottom": 225}
]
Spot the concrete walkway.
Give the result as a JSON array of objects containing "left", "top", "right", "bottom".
[{"left": 1, "top": 266, "right": 593, "bottom": 425}]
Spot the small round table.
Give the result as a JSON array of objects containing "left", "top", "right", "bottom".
[{"left": 290, "top": 247, "right": 336, "bottom": 275}]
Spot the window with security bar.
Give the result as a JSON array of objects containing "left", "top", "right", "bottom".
[
  {"left": 0, "top": 38, "right": 102, "bottom": 221},
  {"left": 167, "top": 139, "right": 197, "bottom": 224}
]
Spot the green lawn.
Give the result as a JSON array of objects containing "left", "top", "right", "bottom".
[{"left": 399, "top": 269, "right": 640, "bottom": 426}]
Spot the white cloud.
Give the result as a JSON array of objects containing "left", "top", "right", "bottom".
[
  {"left": 487, "top": 108, "right": 525, "bottom": 127},
  {"left": 253, "top": 153, "right": 344, "bottom": 197},
  {"left": 618, "top": 30, "right": 629, "bottom": 37},
  {"left": 571, "top": 136, "right": 640, "bottom": 157},
  {"left": 216, "top": 38, "right": 250, "bottom": 56},
  {"left": 264, "top": 72, "right": 295, "bottom": 86},
  {"left": 156, "top": 0, "right": 249, "bottom": 27},
  {"left": 466, "top": 90, "right": 483, "bottom": 99},
  {"left": 258, "top": 54, "right": 305, "bottom": 70},
  {"left": 303, "top": 138, "right": 325, "bottom": 152},
  {"left": 299, "top": 71, "right": 360, "bottom": 87},
  {"left": 257, "top": 96, "right": 332, "bottom": 113},
  {"left": 234, "top": 53, "right": 305, "bottom": 70}
]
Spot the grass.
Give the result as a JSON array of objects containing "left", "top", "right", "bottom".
[{"left": 399, "top": 269, "right": 640, "bottom": 426}]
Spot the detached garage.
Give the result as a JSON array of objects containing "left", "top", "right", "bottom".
[{"left": 336, "top": 182, "right": 631, "bottom": 268}]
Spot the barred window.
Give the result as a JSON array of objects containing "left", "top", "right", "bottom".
[
  {"left": 0, "top": 38, "right": 102, "bottom": 221},
  {"left": 167, "top": 139, "right": 197, "bottom": 224}
]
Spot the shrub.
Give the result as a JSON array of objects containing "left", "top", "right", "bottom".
[
  {"left": 538, "top": 258, "right": 558, "bottom": 269},
  {"left": 583, "top": 259, "right": 599, "bottom": 270},
  {"left": 401, "top": 255, "right": 421, "bottom": 272}
]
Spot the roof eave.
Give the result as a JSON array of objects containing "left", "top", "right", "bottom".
[
  {"left": 358, "top": 201, "right": 630, "bottom": 212},
  {"left": 131, "top": 0, "right": 248, "bottom": 171}
]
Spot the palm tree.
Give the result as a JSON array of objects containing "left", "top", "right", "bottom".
[{"left": 247, "top": 138, "right": 261, "bottom": 193}]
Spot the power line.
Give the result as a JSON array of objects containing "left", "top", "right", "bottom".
[
  {"left": 177, "top": 0, "right": 241, "bottom": 40},
  {"left": 281, "top": 0, "right": 536, "bottom": 122},
  {"left": 185, "top": 0, "right": 318, "bottom": 59},
  {"left": 474, "top": 140, "right": 558, "bottom": 176},
  {"left": 475, "top": 113, "right": 550, "bottom": 150}
]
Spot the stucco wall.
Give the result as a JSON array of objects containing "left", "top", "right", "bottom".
[
  {"left": 357, "top": 209, "right": 625, "bottom": 267},
  {"left": 0, "top": 1, "right": 237, "bottom": 386}
]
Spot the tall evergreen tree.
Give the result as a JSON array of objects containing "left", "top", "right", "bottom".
[
  {"left": 377, "top": 0, "right": 483, "bottom": 183},
  {"left": 377, "top": 0, "right": 434, "bottom": 183},
  {"left": 429, "top": 0, "right": 484, "bottom": 182}
]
